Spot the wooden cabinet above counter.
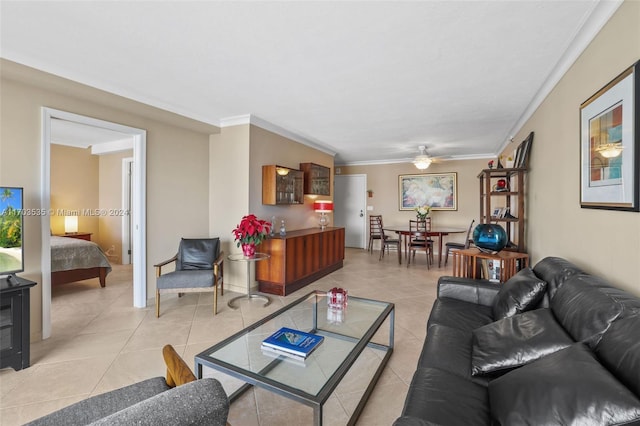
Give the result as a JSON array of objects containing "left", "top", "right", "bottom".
[
  {"left": 262, "top": 165, "right": 304, "bottom": 205},
  {"left": 256, "top": 227, "right": 345, "bottom": 296},
  {"left": 300, "top": 162, "right": 330, "bottom": 196}
]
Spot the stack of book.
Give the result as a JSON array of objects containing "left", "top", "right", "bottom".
[{"left": 261, "top": 327, "right": 324, "bottom": 362}]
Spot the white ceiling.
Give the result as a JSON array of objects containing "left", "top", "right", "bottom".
[
  {"left": 0, "top": 1, "right": 621, "bottom": 165},
  {"left": 50, "top": 118, "right": 134, "bottom": 149}
]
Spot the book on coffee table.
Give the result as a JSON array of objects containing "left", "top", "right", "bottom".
[
  {"left": 261, "top": 327, "right": 323, "bottom": 358},
  {"left": 261, "top": 345, "right": 308, "bottom": 366}
]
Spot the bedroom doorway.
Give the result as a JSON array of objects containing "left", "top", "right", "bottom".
[{"left": 41, "top": 108, "right": 147, "bottom": 339}]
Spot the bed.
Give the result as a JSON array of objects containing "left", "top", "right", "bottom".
[{"left": 50, "top": 236, "right": 112, "bottom": 287}]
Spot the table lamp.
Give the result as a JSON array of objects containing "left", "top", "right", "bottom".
[
  {"left": 65, "top": 215, "right": 78, "bottom": 234},
  {"left": 313, "top": 200, "right": 333, "bottom": 229}
]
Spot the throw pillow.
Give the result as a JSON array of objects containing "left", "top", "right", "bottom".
[
  {"left": 471, "top": 308, "right": 573, "bottom": 376},
  {"left": 489, "top": 343, "right": 640, "bottom": 425},
  {"left": 492, "top": 267, "right": 547, "bottom": 320}
]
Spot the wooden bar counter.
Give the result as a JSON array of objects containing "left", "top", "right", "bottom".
[{"left": 256, "top": 227, "right": 345, "bottom": 296}]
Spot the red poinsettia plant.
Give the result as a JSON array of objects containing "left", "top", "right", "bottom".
[{"left": 232, "top": 214, "right": 272, "bottom": 247}]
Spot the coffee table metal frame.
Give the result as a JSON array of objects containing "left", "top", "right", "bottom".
[
  {"left": 227, "top": 252, "right": 271, "bottom": 309},
  {"left": 195, "top": 290, "right": 394, "bottom": 426}
]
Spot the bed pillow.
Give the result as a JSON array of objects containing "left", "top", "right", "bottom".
[
  {"left": 489, "top": 343, "right": 640, "bottom": 425},
  {"left": 492, "top": 267, "right": 547, "bottom": 320},
  {"left": 471, "top": 308, "right": 573, "bottom": 376}
]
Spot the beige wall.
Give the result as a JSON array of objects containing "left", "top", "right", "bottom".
[
  {"left": 99, "top": 149, "right": 133, "bottom": 263},
  {"left": 1, "top": 61, "right": 217, "bottom": 340},
  {"left": 499, "top": 0, "right": 640, "bottom": 296},
  {"left": 340, "top": 159, "right": 485, "bottom": 248},
  {"left": 249, "top": 125, "right": 334, "bottom": 230},
  {"left": 50, "top": 145, "right": 100, "bottom": 236},
  {"left": 210, "top": 124, "right": 334, "bottom": 293}
]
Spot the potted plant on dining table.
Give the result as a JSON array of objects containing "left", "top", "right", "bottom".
[{"left": 232, "top": 214, "right": 271, "bottom": 258}]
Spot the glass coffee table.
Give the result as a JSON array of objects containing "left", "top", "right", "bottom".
[{"left": 195, "top": 290, "right": 394, "bottom": 425}]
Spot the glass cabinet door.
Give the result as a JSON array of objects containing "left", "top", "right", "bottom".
[
  {"left": 300, "top": 163, "right": 330, "bottom": 196},
  {"left": 262, "top": 165, "right": 304, "bottom": 205}
]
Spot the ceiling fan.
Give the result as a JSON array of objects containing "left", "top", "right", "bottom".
[{"left": 412, "top": 146, "right": 432, "bottom": 170}]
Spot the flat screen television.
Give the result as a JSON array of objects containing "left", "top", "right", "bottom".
[{"left": 0, "top": 187, "right": 24, "bottom": 278}]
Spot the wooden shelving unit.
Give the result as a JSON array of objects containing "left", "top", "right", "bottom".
[{"left": 478, "top": 168, "right": 527, "bottom": 252}]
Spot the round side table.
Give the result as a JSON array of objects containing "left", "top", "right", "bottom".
[{"left": 227, "top": 252, "right": 271, "bottom": 309}]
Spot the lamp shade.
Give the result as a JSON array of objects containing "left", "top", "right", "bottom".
[
  {"left": 314, "top": 200, "right": 334, "bottom": 212},
  {"left": 65, "top": 215, "right": 78, "bottom": 233}
]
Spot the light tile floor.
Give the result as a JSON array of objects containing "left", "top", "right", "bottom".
[{"left": 0, "top": 248, "right": 444, "bottom": 425}]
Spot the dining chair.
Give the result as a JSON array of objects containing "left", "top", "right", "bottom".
[
  {"left": 378, "top": 217, "right": 401, "bottom": 263},
  {"left": 368, "top": 215, "right": 383, "bottom": 253},
  {"left": 407, "top": 231, "right": 432, "bottom": 269},
  {"left": 409, "top": 219, "right": 434, "bottom": 264},
  {"left": 444, "top": 219, "right": 475, "bottom": 266}
]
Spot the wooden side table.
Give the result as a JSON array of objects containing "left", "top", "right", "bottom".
[
  {"left": 452, "top": 248, "right": 529, "bottom": 283},
  {"left": 57, "top": 233, "right": 92, "bottom": 241}
]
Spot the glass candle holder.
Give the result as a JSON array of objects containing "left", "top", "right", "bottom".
[{"left": 327, "top": 287, "right": 348, "bottom": 309}]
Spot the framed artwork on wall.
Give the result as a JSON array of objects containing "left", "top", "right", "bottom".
[
  {"left": 580, "top": 60, "right": 639, "bottom": 211},
  {"left": 514, "top": 131, "right": 534, "bottom": 169},
  {"left": 399, "top": 172, "right": 457, "bottom": 211}
]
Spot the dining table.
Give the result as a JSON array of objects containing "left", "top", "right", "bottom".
[{"left": 382, "top": 225, "right": 467, "bottom": 267}]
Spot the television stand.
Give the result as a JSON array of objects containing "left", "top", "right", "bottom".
[{"left": 1, "top": 275, "right": 37, "bottom": 370}]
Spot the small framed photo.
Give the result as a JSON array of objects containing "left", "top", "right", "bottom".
[
  {"left": 514, "top": 132, "right": 534, "bottom": 169},
  {"left": 492, "top": 208, "right": 502, "bottom": 218}
]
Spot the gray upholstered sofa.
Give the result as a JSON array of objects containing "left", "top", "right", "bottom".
[
  {"left": 394, "top": 257, "right": 640, "bottom": 425},
  {"left": 26, "top": 377, "right": 228, "bottom": 426},
  {"left": 27, "top": 345, "right": 229, "bottom": 426}
]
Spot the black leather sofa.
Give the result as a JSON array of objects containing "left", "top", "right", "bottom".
[{"left": 394, "top": 257, "right": 640, "bottom": 425}]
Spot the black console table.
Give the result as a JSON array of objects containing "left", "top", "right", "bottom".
[{"left": 1, "top": 276, "right": 37, "bottom": 371}]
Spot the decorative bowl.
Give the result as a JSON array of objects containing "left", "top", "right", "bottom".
[{"left": 473, "top": 224, "right": 508, "bottom": 252}]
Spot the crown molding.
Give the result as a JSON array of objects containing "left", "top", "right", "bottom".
[
  {"left": 219, "top": 114, "right": 252, "bottom": 127},
  {"left": 336, "top": 153, "right": 495, "bottom": 167},
  {"left": 91, "top": 138, "right": 135, "bottom": 155},
  {"left": 219, "top": 114, "right": 337, "bottom": 156}
]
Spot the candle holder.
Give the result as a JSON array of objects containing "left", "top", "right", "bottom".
[{"left": 327, "top": 287, "right": 348, "bottom": 309}]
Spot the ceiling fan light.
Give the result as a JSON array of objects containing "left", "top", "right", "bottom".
[
  {"left": 413, "top": 155, "right": 432, "bottom": 170},
  {"left": 413, "top": 145, "right": 432, "bottom": 169}
]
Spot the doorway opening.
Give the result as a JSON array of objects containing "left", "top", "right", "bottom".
[{"left": 41, "top": 108, "right": 147, "bottom": 339}]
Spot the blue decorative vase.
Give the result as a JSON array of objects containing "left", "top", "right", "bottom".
[{"left": 472, "top": 224, "right": 508, "bottom": 252}]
